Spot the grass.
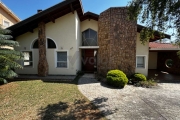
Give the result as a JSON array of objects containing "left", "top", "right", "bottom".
[{"left": 0, "top": 77, "right": 105, "bottom": 120}]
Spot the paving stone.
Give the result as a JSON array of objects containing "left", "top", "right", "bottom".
[{"left": 78, "top": 74, "right": 180, "bottom": 120}]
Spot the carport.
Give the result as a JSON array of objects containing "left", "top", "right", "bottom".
[{"left": 148, "top": 42, "right": 180, "bottom": 81}]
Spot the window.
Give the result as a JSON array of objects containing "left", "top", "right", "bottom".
[
  {"left": 32, "top": 39, "right": 38, "bottom": 48},
  {"left": 23, "top": 51, "right": 33, "bottom": 67},
  {"left": 82, "top": 29, "right": 97, "bottom": 46},
  {"left": 3, "top": 20, "right": 10, "bottom": 28},
  {"left": 47, "top": 38, "right": 56, "bottom": 48},
  {"left": 136, "top": 56, "right": 145, "bottom": 68},
  {"left": 32, "top": 38, "right": 56, "bottom": 49},
  {"left": 57, "top": 52, "right": 67, "bottom": 68}
]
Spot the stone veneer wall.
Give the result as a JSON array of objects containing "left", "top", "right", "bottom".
[
  {"left": 97, "top": 7, "right": 137, "bottom": 76},
  {"left": 157, "top": 52, "right": 180, "bottom": 75}
]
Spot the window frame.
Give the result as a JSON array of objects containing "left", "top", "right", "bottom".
[
  {"left": 22, "top": 51, "right": 33, "bottom": 68},
  {"left": 82, "top": 28, "right": 98, "bottom": 46},
  {"left": 136, "top": 55, "right": 146, "bottom": 69},
  {"left": 31, "top": 38, "right": 57, "bottom": 49},
  {"left": 56, "top": 51, "right": 68, "bottom": 68}
]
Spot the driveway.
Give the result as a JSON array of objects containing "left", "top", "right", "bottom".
[{"left": 78, "top": 74, "right": 180, "bottom": 120}]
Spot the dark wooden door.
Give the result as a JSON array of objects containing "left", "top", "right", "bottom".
[{"left": 83, "top": 49, "right": 94, "bottom": 72}]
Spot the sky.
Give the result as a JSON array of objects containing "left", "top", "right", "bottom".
[{"left": 1, "top": 0, "right": 131, "bottom": 20}]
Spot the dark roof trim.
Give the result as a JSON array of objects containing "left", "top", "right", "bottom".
[
  {"left": 8, "top": 0, "right": 83, "bottom": 37},
  {"left": 80, "top": 12, "right": 99, "bottom": 21}
]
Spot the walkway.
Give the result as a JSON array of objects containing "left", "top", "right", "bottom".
[{"left": 78, "top": 74, "right": 180, "bottom": 120}]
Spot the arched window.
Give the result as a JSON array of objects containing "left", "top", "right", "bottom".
[
  {"left": 32, "top": 39, "right": 38, "bottom": 48},
  {"left": 47, "top": 38, "right": 56, "bottom": 48},
  {"left": 32, "top": 38, "right": 56, "bottom": 49},
  {"left": 82, "top": 29, "right": 97, "bottom": 46}
]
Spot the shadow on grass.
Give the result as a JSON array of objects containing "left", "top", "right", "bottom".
[
  {"left": 38, "top": 97, "right": 116, "bottom": 120},
  {"left": 7, "top": 75, "right": 81, "bottom": 85}
]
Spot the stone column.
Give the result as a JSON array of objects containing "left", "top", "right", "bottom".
[
  {"left": 98, "top": 7, "right": 137, "bottom": 76},
  {"left": 38, "top": 21, "right": 49, "bottom": 76}
]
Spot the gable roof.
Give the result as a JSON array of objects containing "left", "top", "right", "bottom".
[
  {"left": 149, "top": 42, "right": 180, "bottom": 51},
  {"left": 0, "top": 2, "right": 20, "bottom": 22},
  {"left": 8, "top": 0, "right": 83, "bottom": 37},
  {"left": 8, "top": 0, "right": 171, "bottom": 41}
]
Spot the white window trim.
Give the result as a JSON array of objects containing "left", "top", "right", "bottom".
[
  {"left": 3, "top": 19, "right": 10, "bottom": 28},
  {"left": 55, "top": 50, "right": 69, "bottom": 69},
  {"left": 22, "top": 51, "right": 34, "bottom": 68},
  {"left": 31, "top": 38, "right": 38, "bottom": 49},
  {"left": 31, "top": 37, "right": 58, "bottom": 50},
  {"left": 136, "top": 55, "right": 146, "bottom": 69}
]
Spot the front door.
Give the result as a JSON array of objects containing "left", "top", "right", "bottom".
[{"left": 83, "top": 49, "right": 95, "bottom": 73}]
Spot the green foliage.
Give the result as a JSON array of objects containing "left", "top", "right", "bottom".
[
  {"left": 76, "top": 70, "right": 84, "bottom": 76},
  {"left": 177, "top": 51, "right": 180, "bottom": 59},
  {"left": 128, "top": 0, "right": 179, "bottom": 44},
  {"left": 0, "top": 27, "right": 23, "bottom": 84},
  {"left": 106, "top": 70, "right": 128, "bottom": 88},
  {"left": 135, "top": 79, "right": 157, "bottom": 88},
  {"left": 130, "top": 73, "right": 147, "bottom": 84}
]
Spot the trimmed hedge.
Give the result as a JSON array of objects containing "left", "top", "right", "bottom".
[
  {"left": 106, "top": 70, "right": 128, "bottom": 88},
  {"left": 130, "top": 73, "right": 147, "bottom": 84}
]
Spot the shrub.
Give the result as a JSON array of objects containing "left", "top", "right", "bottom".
[
  {"left": 106, "top": 70, "right": 128, "bottom": 88},
  {"left": 131, "top": 73, "right": 146, "bottom": 83},
  {"left": 0, "top": 79, "right": 7, "bottom": 85},
  {"left": 135, "top": 79, "right": 157, "bottom": 88},
  {"left": 76, "top": 70, "right": 84, "bottom": 76}
]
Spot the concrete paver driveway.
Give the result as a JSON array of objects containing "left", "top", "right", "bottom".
[{"left": 78, "top": 74, "right": 180, "bottom": 120}]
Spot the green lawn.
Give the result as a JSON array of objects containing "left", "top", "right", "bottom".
[{"left": 0, "top": 78, "right": 104, "bottom": 120}]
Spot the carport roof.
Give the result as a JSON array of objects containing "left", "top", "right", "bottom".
[{"left": 149, "top": 42, "right": 180, "bottom": 51}]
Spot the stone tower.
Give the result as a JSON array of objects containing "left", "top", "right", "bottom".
[{"left": 97, "top": 7, "right": 137, "bottom": 76}]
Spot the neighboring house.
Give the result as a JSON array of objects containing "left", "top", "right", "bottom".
[
  {"left": 0, "top": 2, "right": 20, "bottom": 28},
  {"left": 149, "top": 42, "right": 180, "bottom": 75},
  {"left": 8, "top": 0, "right": 170, "bottom": 77}
]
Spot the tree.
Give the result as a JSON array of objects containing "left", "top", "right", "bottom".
[
  {"left": 0, "top": 26, "right": 23, "bottom": 84},
  {"left": 127, "top": 0, "right": 180, "bottom": 44}
]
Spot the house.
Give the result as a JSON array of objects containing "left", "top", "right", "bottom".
[
  {"left": 8, "top": 0, "right": 170, "bottom": 77},
  {"left": 0, "top": 2, "right": 20, "bottom": 28},
  {"left": 149, "top": 42, "right": 180, "bottom": 75}
]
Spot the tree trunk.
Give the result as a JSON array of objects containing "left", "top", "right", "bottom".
[{"left": 38, "top": 21, "right": 48, "bottom": 76}]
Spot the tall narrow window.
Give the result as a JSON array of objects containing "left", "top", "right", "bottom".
[
  {"left": 136, "top": 56, "right": 145, "bottom": 68},
  {"left": 47, "top": 38, "right": 56, "bottom": 48},
  {"left": 57, "top": 52, "right": 67, "bottom": 68},
  {"left": 82, "top": 29, "right": 97, "bottom": 46},
  {"left": 23, "top": 51, "right": 33, "bottom": 67}
]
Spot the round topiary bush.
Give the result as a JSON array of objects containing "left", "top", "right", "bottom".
[
  {"left": 106, "top": 70, "right": 128, "bottom": 88},
  {"left": 133, "top": 73, "right": 147, "bottom": 82}
]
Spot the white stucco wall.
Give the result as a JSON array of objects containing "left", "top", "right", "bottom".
[
  {"left": 15, "top": 28, "right": 39, "bottom": 74},
  {"left": 81, "top": 19, "right": 98, "bottom": 32},
  {"left": 148, "top": 52, "right": 157, "bottom": 69},
  {"left": 45, "top": 12, "right": 78, "bottom": 75},
  {"left": 15, "top": 12, "right": 80, "bottom": 75},
  {"left": 135, "top": 33, "right": 149, "bottom": 76},
  {"left": 75, "top": 11, "right": 81, "bottom": 72}
]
